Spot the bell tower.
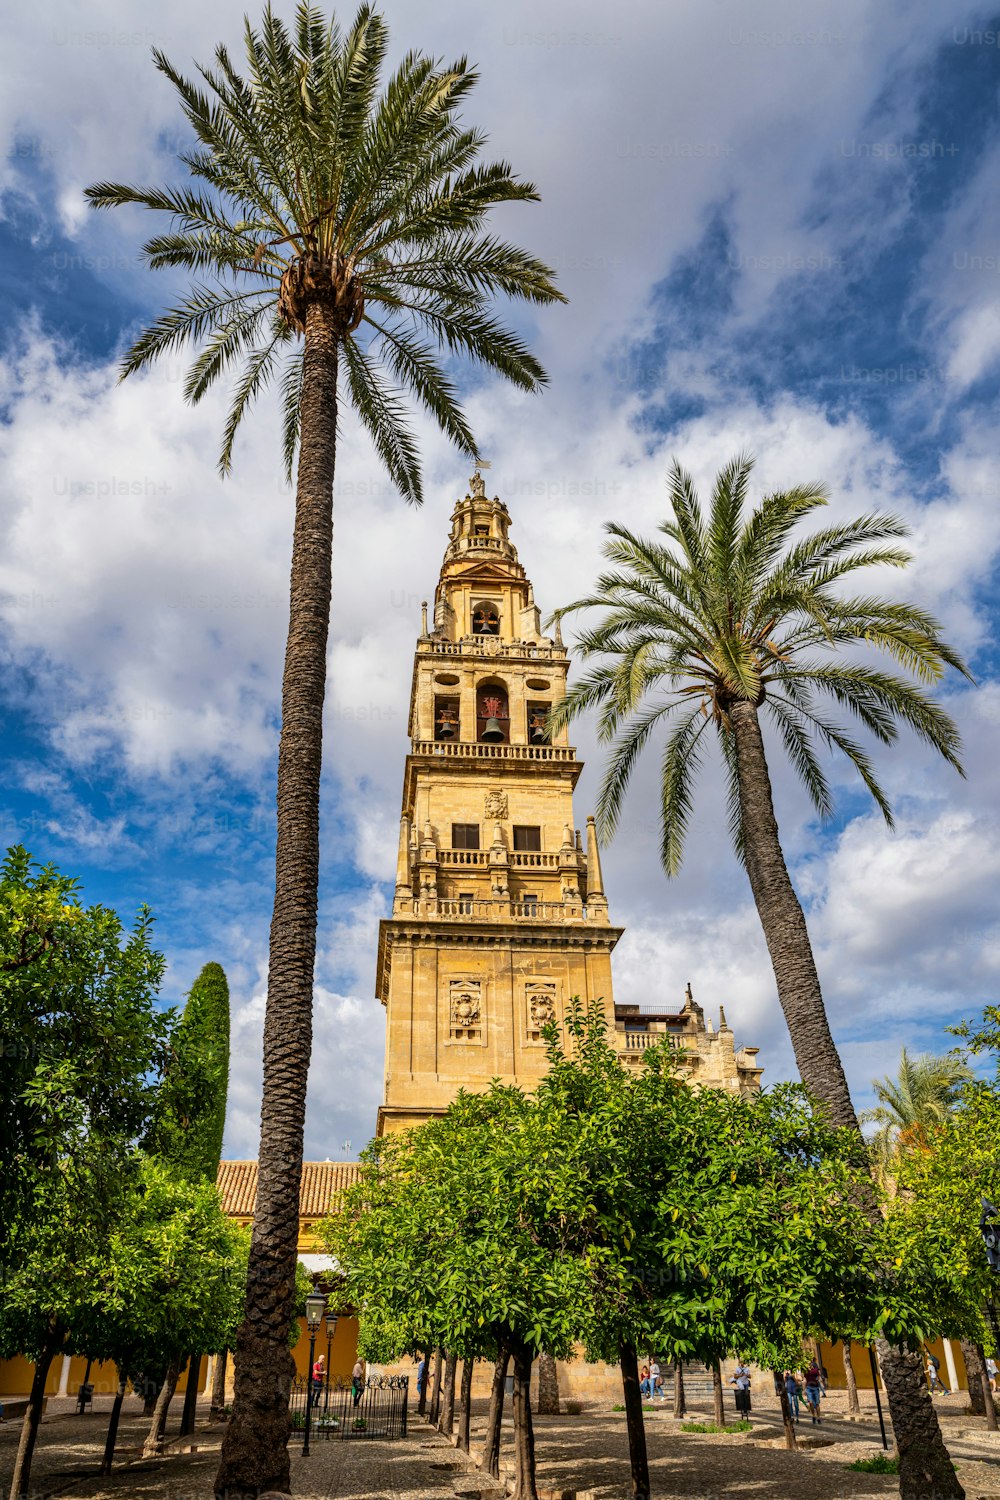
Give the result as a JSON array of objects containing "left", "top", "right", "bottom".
[{"left": 375, "top": 470, "right": 623, "bottom": 1133}]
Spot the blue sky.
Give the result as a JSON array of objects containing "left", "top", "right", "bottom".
[{"left": 2, "top": 1, "right": 999, "bottom": 1158}]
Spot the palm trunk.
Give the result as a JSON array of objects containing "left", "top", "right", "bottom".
[
  {"left": 457, "top": 1359, "right": 474, "bottom": 1452},
  {"left": 672, "top": 1359, "right": 686, "bottom": 1417},
  {"left": 144, "top": 1356, "right": 180, "bottom": 1457},
  {"left": 481, "top": 1344, "right": 509, "bottom": 1479},
  {"left": 8, "top": 1337, "right": 57, "bottom": 1500},
  {"left": 618, "top": 1338, "right": 651, "bottom": 1500},
  {"left": 100, "top": 1370, "right": 128, "bottom": 1476},
  {"left": 210, "top": 1349, "right": 228, "bottom": 1422},
  {"left": 711, "top": 1359, "right": 725, "bottom": 1427},
  {"left": 536, "top": 1351, "right": 560, "bottom": 1415},
  {"left": 510, "top": 1338, "right": 538, "bottom": 1500},
  {"left": 429, "top": 1347, "right": 444, "bottom": 1426},
  {"left": 214, "top": 307, "right": 339, "bottom": 1500},
  {"left": 439, "top": 1350, "right": 457, "bottom": 1437},
  {"left": 776, "top": 1374, "right": 797, "bottom": 1449},
  {"left": 843, "top": 1337, "right": 861, "bottom": 1415},
  {"left": 730, "top": 699, "right": 963, "bottom": 1500},
  {"left": 179, "top": 1352, "right": 201, "bottom": 1436}
]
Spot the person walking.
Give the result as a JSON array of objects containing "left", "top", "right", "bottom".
[
  {"left": 784, "top": 1369, "right": 801, "bottom": 1421},
  {"left": 311, "top": 1353, "right": 326, "bottom": 1408},
  {"left": 803, "top": 1360, "right": 823, "bottom": 1423},
  {"left": 985, "top": 1355, "right": 998, "bottom": 1394},
  {"left": 730, "top": 1360, "right": 752, "bottom": 1419},
  {"left": 351, "top": 1357, "right": 365, "bottom": 1408},
  {"left": 925, "top": 1352, "right": 950, "bottom": 1396},
  {"left": 416, "top": 1355, "right": 428, "bottom": 1402}
]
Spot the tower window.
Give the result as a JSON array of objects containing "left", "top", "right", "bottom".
[
  {"left": 476, "top": 684, "right": 509, "bottom": 743},
  {"left": 452, "top": 823, "right": 480, "bottom": 850},
  {"left": 472, "top": 603, "right": 500, "bottom": 635},
  {"left": 434, "top": 695, "right": 460, "bottom": 742},
  {"left": 513, "top": 826, "right": 541, "bottom": 852},
  {"left": 527, "top": 701, "right": 551, "bottom": 744},
  {"left": 473, "top": 524, "right": 489, "bottom": 537}
]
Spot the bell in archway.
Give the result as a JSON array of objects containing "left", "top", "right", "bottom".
[
  {"left": 481, "top": 717, "right": 504, "bottom": 743},
  {"left": 528, "top": 714, "right": 547, "bottom": 744},
  {"left": 436, "top": 716, "right": 456, "bottom": 739}
]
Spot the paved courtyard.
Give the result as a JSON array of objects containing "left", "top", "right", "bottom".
[{"left": 3, "top": 1389, "right": 1000, "bottom": 1499}]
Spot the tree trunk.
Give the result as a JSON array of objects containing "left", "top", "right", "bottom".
[
  {"left": 140, "top": 1373, "right": 162, "bottom": 1417},
  {"left": 213, "top": 308, "right": 339, "bottom": 1500},
  {"left": 730, "top": 699, "right": 964, "bottom": 1500},
  {"left": 143, "top": 1356, "right": 180, "bottom": 1458},
  {"left": 481, "top": 1344, "right": 509, "bottom": 1480},
  {"left": 8, "top": 1338, "right": 56, "bottom": 1500},
  {"left": 100, "top": 1371, "right": 127, "bottom": 1476},
  {"left": 439, "top": 1350, "right": 457, "bottom": 1437},
  {"left": 963, "top": 1341, "right": 985, "bottom": 1416},
  {"left": 417, "top": 1348, "right": 430, "bottom": 1417},
  {"left": 179, "top": 1353, "right": 201, "bottom": 1437},
  {"left": 510, "top": 1339, "right": 538, "bottom": 1500},
  {"left": 961, "top": 1341, "right": 997, "bottom": 1430},
  {"left": 712, "top": 1359, "right": 725, "bottom": 1427},
  {"left": 776, "top": 1373, "right": 797, "bottom": 1450},
  {"left": 429, "top": 1347, "right": 444, "bottom": 1426},
  {"left": 672, "top": 1359, "right": 686, "bottom": 1418},
  {"left": 618, "top": 1338, "right": 651, "bottom": 1500},
  {"left": 843, "top": 1337, "right": 861, "bottom": 1415},
  {"left": 536, "top": 1351, "right": 560, "bottom": 1415},
  {"left": 210, "top": 1349, "right": 228, "bottom": 1422},
  {"left": 457, "top": 1359, "right": 474, "bottom": 1453}
]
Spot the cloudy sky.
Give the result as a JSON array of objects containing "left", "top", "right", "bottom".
[{"left": 2, "top": 0, "right": 999, "bottom": 1159}]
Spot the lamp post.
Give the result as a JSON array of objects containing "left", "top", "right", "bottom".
[
  {"left": 324, "top": 1313, "right": 339, "bottom": 1413},
  {"left": 980, "top": 1200, "right": 1000, "bottom": 1359},
  {"left": 302, "top": 1285, "right": 326, "bottom": 1457}
]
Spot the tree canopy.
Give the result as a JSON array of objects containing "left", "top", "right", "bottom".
[{"left": 148, "top": 961, "right": 231, "bottom": 1183}]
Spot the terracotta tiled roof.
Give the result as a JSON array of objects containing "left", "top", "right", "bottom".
[{"left": 216, "top": 1160, "right": 360, "bottom": 1219}]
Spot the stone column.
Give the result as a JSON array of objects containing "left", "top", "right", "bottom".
[
  {"left": 57, "top": 1354, "right": 72, "bottom": 1398},
  {"left": 942, "top": 1339, "right": 959, "bottom": 1392}
]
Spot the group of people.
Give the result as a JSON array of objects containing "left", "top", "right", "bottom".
[
  {"left": 310, "top": 1353, "right": 368, "bottom": 1408},
  {"left": 925, "top": 1348, "right": 999, "bottom": 1397},
  {"left": 780, "top": 1360, "right": 826, "bottom": 1424}
]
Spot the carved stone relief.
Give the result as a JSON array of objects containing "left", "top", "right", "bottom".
[
  {"left": 525, "top": 981, "right": 557, "bottom": 1041},
  {"left": 484, "top": 790, "right": 508, "bottom": 821},
  {"left": 449, "top": 978, "right": 483, "bottom": 1041}
]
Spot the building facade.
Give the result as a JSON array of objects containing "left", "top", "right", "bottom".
[{"left": 376, "top": 471, "right": 763, "bottom": 1136}]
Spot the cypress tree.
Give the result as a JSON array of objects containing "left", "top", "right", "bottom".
[
  {"left": 146, "top": 961, "right": 231, "bottom": 1439},
  {"left": 151, "top": 961, "right": 231, "bottom": 1181}
]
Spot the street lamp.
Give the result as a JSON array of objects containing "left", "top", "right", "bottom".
[
  {"left": 302, "top": 1285, "right": 326, "bottom": 1457},
  {"left": 324, "top": 1313, "right": 339, "bottom": 1413},
  {"left": 980, "top": 1200, "right": 1000, "bottom": 1359}
]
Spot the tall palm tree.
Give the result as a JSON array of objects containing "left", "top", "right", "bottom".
[
  {"left": 551, "top": 453, "right": 971, "bottom": 1500},
  {"left": 86, "top": 9, "right": 563, "bottom": 1495},
  {"left": 863, "top": 1047, "right": 973, "bottom": 1188}
]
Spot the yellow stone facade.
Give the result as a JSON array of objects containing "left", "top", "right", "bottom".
[{"left": 376, "top": 474, "right": 762, "bottom": 1135}]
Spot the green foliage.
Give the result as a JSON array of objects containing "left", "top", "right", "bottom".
[
  {"left": 847, "top": 1454, "right": 901, "bottom": 1473},
  {"left": 861, "top": 1046, "right": 973, "bottom": 1185},
  {"left": 0, "top": 1155, "right": 248, "bottom": 1370},
  {"left": 326, "top": 999, "right": 912, "bottom": 1377},
  {"left": 549, "top": 455, "right": 969, "bottom": 876},
  {"left": 148, "top": 961, "right": 231, "bottom": 1182},
  {"left": 85, "top": 4, "right": 565, "bottom": 493},
  {"left": 0, "top": 846, "right": 168, "bottom": 1249},
  {"left": 877, "top": 1010, "right": 1000, "bottom": 1349}
]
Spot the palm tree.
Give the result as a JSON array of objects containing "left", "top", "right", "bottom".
[
  {"left": 863, "top": 1047, "right": 973, "bottom": 1188},
  {"left": 86, "top": 9, "right": 563, "bottom": 1495},
  {"left": 551, "top": 453, "right": 971, "bottom": 1500}
]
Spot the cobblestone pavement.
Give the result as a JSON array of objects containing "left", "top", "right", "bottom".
[{"left": 3, "top": 1390, "right": 999, "bottom": 1499}]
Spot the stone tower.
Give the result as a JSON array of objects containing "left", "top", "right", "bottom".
[
  {"left": 375, "top": 471, "right": 622, "bottom": 1134},
  {"left": 375, "top": 473, "right": 763, "bottom": 1135}
]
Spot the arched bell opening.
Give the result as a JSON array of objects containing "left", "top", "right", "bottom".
[
  {"left": 527, "top": 700, "right": 551, "bottom": 745},
  {"left": 434, "top": 695, "right": 460, "bottom": 742},
  {"left": 476, "top": 681, "right": 509, "bottom": 743},
  {"left": 472, "top": 600, "right": 500, "bottom": 636}
]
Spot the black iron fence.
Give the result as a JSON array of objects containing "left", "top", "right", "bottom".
[{"left": 289, "top": 1374, "right": 408, "bottom": 1440}]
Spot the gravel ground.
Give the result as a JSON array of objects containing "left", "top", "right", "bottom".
[{"left": 2, "top": 1389, "right": 999, "bottom": 1499}]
